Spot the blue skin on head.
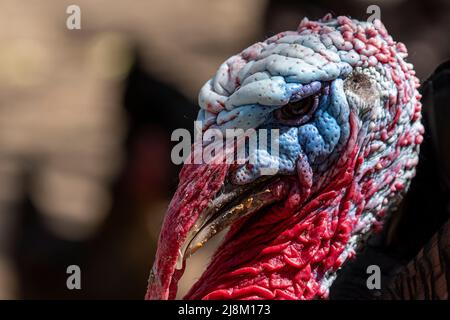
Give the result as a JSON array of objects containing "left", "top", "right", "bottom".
[{"left": 225, "top": 76, "right": 351, "bottom": 185}]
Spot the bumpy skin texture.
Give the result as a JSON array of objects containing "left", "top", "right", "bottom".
[{"left": 147, "top": 15, "right": 423, "bottom": 300}]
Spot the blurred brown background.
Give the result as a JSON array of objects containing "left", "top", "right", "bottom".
[{"left": 0, "top": 0, "right": 448, "bottom": 299}]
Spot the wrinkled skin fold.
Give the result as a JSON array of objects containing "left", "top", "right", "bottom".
[{"left": 146, "top": 15, "right": 423, "bottom": 300}]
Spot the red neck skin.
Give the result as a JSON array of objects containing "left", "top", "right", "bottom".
[
  {"left": 147, "top": 112, "right": 386, "bottom": 300},
  {"left": 184, "top": 113, "right": 364, "bottom": 300}
]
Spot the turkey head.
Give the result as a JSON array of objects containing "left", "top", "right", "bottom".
[{"left": 146, "top": 15, "right": 423, "bottom": 300}]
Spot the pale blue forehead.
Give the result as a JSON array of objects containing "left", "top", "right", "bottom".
[{"left": 196, "top": 30, "right": 362, "bottom": 132}]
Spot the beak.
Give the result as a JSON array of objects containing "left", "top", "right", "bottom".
[
  {"left": 145, "top": 163, "right": 287, "bottom": 300},
  {"left": 177, "top": 175, "right": 283, "bottom": 269}
]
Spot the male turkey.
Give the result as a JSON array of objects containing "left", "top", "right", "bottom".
[{"left": 146, "top": 15, "right": 423, "bottom": 300}]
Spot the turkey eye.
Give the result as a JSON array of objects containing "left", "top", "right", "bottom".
[
  {"left": 275, "top": 95, "right": 318, "bottom": 125},
  {"left": 282, "top": 96, "right": 315, "bottom": 118}
]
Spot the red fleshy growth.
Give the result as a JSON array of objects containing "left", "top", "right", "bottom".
[{"left": 146, "top": 162, "right": 229, "bottom": 299}]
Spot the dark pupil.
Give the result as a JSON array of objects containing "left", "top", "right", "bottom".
[{"left": 281, "top": 95, "right": 315, "bottom": 118}]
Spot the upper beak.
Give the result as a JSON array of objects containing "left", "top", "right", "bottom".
[{"left": 176, "top": 175, "right": 284, "bottom": 270}]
